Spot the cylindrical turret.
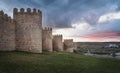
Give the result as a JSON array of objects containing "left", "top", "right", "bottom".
[
  {"left": 14, "top": 8, "right": 42, "bottom": 53},
  {"left": 0, "top": 10, "right": 15, "bottom": 51},
  {"left": 64, "top": 39, "right": 74, "bottom": 52},
  {"left": 53, "top": 35, "right": 63, "bottom": 51},
  {"left": 42, "top": 27, "right": 53, "bottom": 52}
]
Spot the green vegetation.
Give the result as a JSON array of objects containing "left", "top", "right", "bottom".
[{"left": 0, "top": 51, "right": 120, "bottom": 73}]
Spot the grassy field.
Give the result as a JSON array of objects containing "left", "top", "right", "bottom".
[{"left": 0, "top": 51, "right": 120, "bottom": 73}]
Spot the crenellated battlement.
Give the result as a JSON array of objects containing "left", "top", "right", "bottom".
[
  {"left": 13, "top": 8, "right": 42, "bottom": 15},
  {"left": 0, "top": 11, "right": 13, "bottom": 23},
  {"left": 53, "top": 35, "right": 63, "bottom": 37},
  {"left": 4, "top": 15, "right": 14, "bottom": 23},
  {"left": 8, "top": 16, "right": 14, "bottom": 23},
  {"left": 4, "top": 14, "right": 8, "bottom": 21},
  {"left": 43, "top": 27, "right": 52, "bottom": 31},
  {"left": 64, "top": 39, "right": 73, "bottom": 42},
  {"left": 53, "top": 34, "right": 63, "bottom": 51},
  {"left": 14, "top": 8, "right": 42, "bottom": 53},
  {"left": 0, "top": 8, "right": 74, "bottom": 53},
  {"left": 0, "top": 10, "right": 15, "bottom": 51},
  {"left": 0, "top": 10, "right": 4, "bottom": 16},
  {"left": 42, "top": 27, "right": 53, "bottom": 52}
]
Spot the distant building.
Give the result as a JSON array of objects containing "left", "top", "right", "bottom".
[{"left": 105, "top": 44, "right": 119, "bottom": 48}]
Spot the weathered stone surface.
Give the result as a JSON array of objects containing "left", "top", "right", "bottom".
[
  {"left": 0, "top": 8, "right": 74, "bottom": 53},
  {"left": 64, "top": 39, "right": 74, "bottom": 52},
  {"left": 53, "top": 35, "right": 63, "bottom": 51},
  {"left": 42, "top": 27, "right": 53, "bottom": 52},
  {"left": 14, "top": 8, "right": 42, "bottom": 53},
  {"left": 0, "top": 11, "right": 15, "bottom": 51}
]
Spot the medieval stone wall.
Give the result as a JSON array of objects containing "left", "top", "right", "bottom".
[
  {"left": 64, "top": 39, "right": 74, "bottom": 52},
  {"left": 13, "top": 8, "right": 42, "bottom": 53},
  {"left": 42, "top": 27, "right": 53, "bottom": 52},
  {"left": 53, "top": 35, "right": 63, "bottom": 51},
  {"left": 0, "top": 8, "right": 74, "bottom": 53},
  {"left": 0, "top": 11, "right": 15, "bottom": 51}
]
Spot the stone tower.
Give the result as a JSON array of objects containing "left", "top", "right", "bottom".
[
  {"left": 0, "top": 11, "right": 15, "bottom": 51},
  {"left": 64, "top": 39, "right": 74, "bottom": 52},
  {"left": 13, "top": 8, "right": 42, "bottom": 53},
  {"left": 42, "top": 27, "right": 53, "bottom": 52},
  {"left": 53, "top": 35, "right": 63, "bottom": 51}
]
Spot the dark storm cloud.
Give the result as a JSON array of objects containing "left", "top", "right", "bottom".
[{"left": 1, "top": 0, "right": 120, "bottom": 29}]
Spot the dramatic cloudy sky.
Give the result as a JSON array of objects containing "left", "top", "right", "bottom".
[{"left": 0, "top": 0, "right": 120, "bottom": 42}]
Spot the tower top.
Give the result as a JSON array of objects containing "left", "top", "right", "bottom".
[
  {"left": 53, "top": 35, "right": 63, "bottom": 37},
  {"left": 43, "top": 27, "right": 52, "bottom": 31},
  {"left": 0, "top": 10, "right": 4, "bottom": 15},
  {"left": 13, "top": 8, "right": 42, "bottom": 15}
]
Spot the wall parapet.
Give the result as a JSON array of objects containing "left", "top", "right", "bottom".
[
  {"left": 42, "top": 27, "right": 52, "bottom": 31},
  {"left": 13, "top": 8, "right": 42, "bottom": 15}
]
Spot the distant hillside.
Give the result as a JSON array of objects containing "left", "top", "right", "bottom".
[
  {"left": 0, "top": 51, "right": 120, "bottom": 73},
  {"left": 75, "top": 42, "right": 120, "bottom": 53}
]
